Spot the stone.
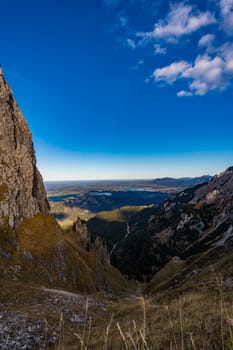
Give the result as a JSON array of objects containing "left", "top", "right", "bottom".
[
  {"left": 225, "top": 277, "right": 233, "bottom": 288},
  {"left": 0, "top": 247, "right": 11, "bottom": 259},
  {"left": 0, "top": 69, "right": 49, "bottom": 229}
]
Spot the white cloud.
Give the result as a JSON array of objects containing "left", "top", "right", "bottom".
[
  {"left": 104, "top": 0, "right": 233, "bottom": 97},
  {"left": 220, "top": 0, "right": 233, "bottom": 34},
  {"left": 154, "top": 61, "right": 191, "bottom": 83},
  {"left": 119, "top": 15, "right": 128, "bottom": 27},
  {"left": 129, "top": 59, "right": 144, "bottom": 70},
  {"left": 154, "top": 44, "right": 167, "bottom": 55},
  {"left": 138, "top": 3, "right": 216, "bottom": 42},
  {"left": 218, "top": 42, "right": 233, "bottom": 73},
  {"left": 183, "top": 54, "right": 225, "bottom": 94},
  {"left": 126, "top": 38, "right": 136, "bottom": 49},
  {"left": 198, "top": 34, "right": 215, "bottom": 48},
  {"left": 153, "top": 44, "right": 233, "bottom": 95},
  {"left": 177, "top": 90, "right": 193, "bottom": 97},
  {"left": 189, "top": 80, "right": 209, "bottom": 95}
]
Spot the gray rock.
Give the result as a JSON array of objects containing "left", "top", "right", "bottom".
[
  {"left": 0, "top": 68, "right": 49, "bottom": 229},
  {"left": 73, "top": 217, "right": 91, "bottom": 249},
  {"left": 225, "top": 277, "right": 233, "bottom": 288},
  {"left": 0, "top": 310, "right": 58, "bottom": 350},
  {"left": 0, "top": 248, "right": 11, "bottom": 259},
  {"left": 23, "top": 250, "right": 34, "bottom": 261}
]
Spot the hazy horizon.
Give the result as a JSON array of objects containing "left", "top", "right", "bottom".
[
  {"left": 40, "top": 151, "right": 231, "bottom": 181},
  {"left": 41, "top": 163, "right": 229, "bottom": 181},
  {"left": 42, "top": 168, "right": 220, "bottom": 182}
]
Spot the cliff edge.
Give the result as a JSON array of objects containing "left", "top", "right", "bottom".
[{"left": 0, "top": 68, "right": 49, "bottom": 228}]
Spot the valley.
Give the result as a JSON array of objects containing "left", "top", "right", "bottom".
[
  {"left": 46, "top": 180, "right": 172, "bottom": 229},
  {"left": 46, "top": 178, "right": 210, "bottom": 230}
]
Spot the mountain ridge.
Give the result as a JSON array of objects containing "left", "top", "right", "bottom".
[
  {"left": 88, "top": 167, "right": 233, "bottom": 280},
  {"left": 152, "top": 175, "right": 212, "bottom": 189}
]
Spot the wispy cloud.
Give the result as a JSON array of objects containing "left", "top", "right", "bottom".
[
  {"left": 154, "top": 44, "right": 167, "bottom": 55},
  {"left": 220, "top": 0, "right": 233, "bottom": 35},
  {"left": 126, "top": 38, "right": 136, "bottom": 49},
  {"left": 198, "top": 34, "right": 215, "bottom": 48},
  {"left": 177, "top": 90, "right": 193, "bottom": 97},
  {"left": 119, "top": 14, "right": 128, "bottom": 27},
  {"left": 154, "top": 61, "right": 191, "bottom": 84},
  {"left": 138, "top": 3, "right": 216, "bottom": 42},
  {"left": 129, "top": 59, "right": 144, "bottom": 70}
]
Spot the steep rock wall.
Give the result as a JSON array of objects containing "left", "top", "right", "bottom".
[{"left": 0, "top": 68, "right": 49, "bottom": 228}]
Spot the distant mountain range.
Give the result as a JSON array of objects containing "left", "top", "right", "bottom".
[{"left": 152, "top": 175, "right": 212, "bottom": 189}]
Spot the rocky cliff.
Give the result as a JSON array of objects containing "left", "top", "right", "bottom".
[{"left": 0, "top": 68, "right": 49, "bottom": 228}]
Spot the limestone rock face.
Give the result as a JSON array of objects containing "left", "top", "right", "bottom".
[
  {"left": 0, "top": 68, "right": 49, "bottom": 228},
  {"left": 73, "top": 217, "right": 110, "bottom": 264},
  {"left": 191, "top": 168, "right": 233, "bottom": 204}
]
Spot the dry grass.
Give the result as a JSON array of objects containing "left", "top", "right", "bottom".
[
  {"left": 52, "top": 259, "right": 233, "bottom": 350},
  {"left": 17, "top": 213, "right": 63, "bottom": 257},
  {"left": 0, "top": 213, "right": 131, "bottom": 294},
  {"left": 1, "top": 264, "right": 233, "bottom": 350},
  {"left": 94, "top": 206, "right": 147, "bottom": 222},
  {"left": 1, "top": 217, "right": 233, "bottom": 350}
]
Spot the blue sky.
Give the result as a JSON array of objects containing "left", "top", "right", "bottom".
[{"left": 1, "top": 0, "right": 233, "bottom": 180}]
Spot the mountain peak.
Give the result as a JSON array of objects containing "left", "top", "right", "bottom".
[{"left": 0, "top": 72, "right": 49, "bottom": 228}]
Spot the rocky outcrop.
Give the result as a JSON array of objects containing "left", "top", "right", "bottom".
[
  {"left": 73, "top": 217, "right": 110, "bottom": 265},
  {"left": 191, "top": 167, "right": 233, "bottom": 204},
  {"left": 0, "top": 68, "right": 49, "bottom": 228},
  {"left": 72, "top": 217, "right": 91, "bottom": 250}
]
